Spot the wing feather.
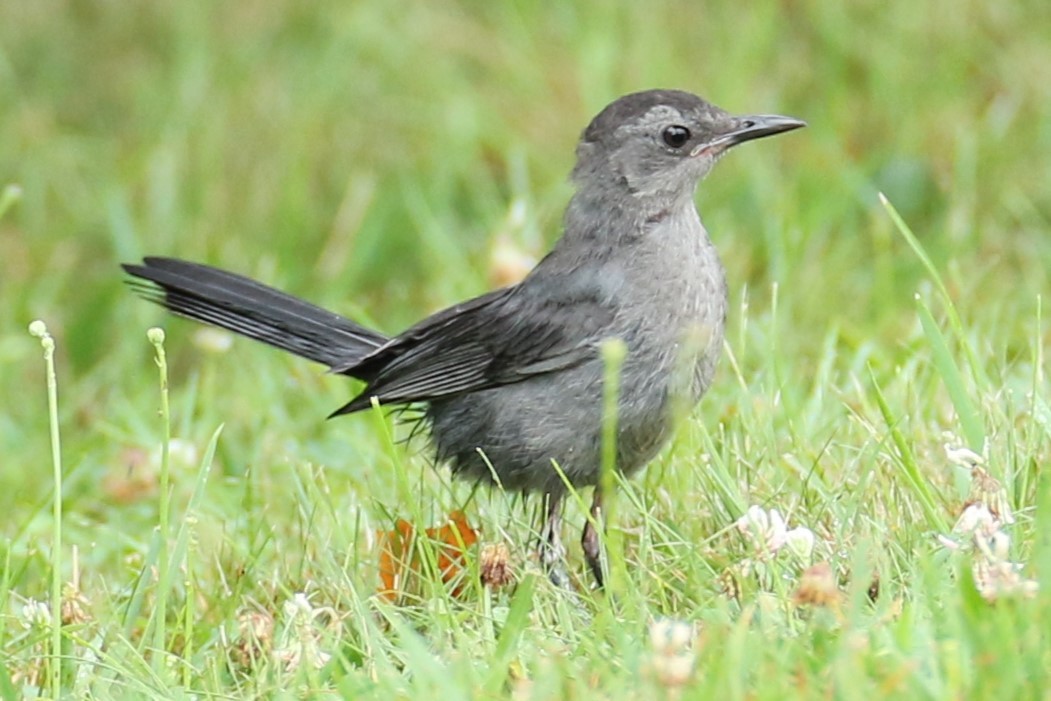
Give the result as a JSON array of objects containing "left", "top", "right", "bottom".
[{"left": 329, "top": 282, "right": 614, "bottom": 416}]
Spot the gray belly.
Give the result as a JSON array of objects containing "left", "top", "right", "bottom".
[{"left": 426, "top": 328, "right": 722, "bottom": 495}]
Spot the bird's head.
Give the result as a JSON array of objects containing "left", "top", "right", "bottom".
[{"left": 572, "top": 89, "right": 805, "bottom": 205}]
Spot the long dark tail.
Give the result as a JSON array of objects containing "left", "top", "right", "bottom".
[{"left": 122, "top": 257, "right": 388, "bottom": 370}]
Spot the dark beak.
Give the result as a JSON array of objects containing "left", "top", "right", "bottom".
[{"left": 693, "top": 114, "right": 806, "bottom": 156}]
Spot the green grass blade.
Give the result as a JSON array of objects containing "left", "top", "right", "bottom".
[
  {"left": 482, "top": 573, "right": 537, "bottom": 694},
  {"left": 0, "top": 663, "right": 16, "bottom": 701},
  {"left": 879, "top": 193, "right": 990, "bottom": 394},
  {"left": 28, "top": 321, "right": 64, "bottom": 698},
  {"left": 868, "top": 367, "right": 949, "bottom": 532},
  {"left": 914, "top": 295, "right": 984, "bottom": 449}
]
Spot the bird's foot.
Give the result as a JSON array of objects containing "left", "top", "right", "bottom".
[{"left": 538, "top": 493, "right": 574, "bottom": 590}]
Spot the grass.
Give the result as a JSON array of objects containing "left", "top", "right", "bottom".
[{"left": 2, "top": 0, "right": 1051, "bottom": 697}]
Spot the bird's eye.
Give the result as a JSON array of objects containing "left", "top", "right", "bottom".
[{"left": 662, "top": 125, "right": 691, "bottom": 149}]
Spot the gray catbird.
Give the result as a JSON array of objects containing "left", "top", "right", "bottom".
[{"left": 123, "top": 89, "right": 804, "bottom": 588}]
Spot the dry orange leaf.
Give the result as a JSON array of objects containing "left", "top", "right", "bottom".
[{"left": 376, "top": 510, "right": 479, "bottom": 601}]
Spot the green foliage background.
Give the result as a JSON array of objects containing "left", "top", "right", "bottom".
[{"left": 1, "top": 0, "right": 1050, "bottom": 698}]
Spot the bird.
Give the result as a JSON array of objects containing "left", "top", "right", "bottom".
[{"left": 123, "top": 89, "right": 804, "bottom": 589}]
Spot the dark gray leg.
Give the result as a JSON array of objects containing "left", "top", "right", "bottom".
[
  {"left": 581, "top": 488, "right": 605, "bottom": 589},
  {"left": 538, "top": 493, "right": 571, "bottom": 588}
]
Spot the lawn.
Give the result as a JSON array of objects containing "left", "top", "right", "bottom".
[{"left": 1, "top": 0, "right": 1050, "bottom": 698}]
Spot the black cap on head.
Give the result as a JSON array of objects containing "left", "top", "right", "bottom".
[{"left": 582, "top": 90, "right": 721, "bottom": 145}]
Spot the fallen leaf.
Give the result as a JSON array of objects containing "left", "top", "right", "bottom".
[{"left": 376, "top": 510, "right": 479, "bottom": 601}]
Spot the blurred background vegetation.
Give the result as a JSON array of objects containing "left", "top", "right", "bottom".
[
  {"left": 1, "top": 0, "right": 1050, "bottom": 694},
  {"left": 5, "top": 0, "right": 1048, "bottom": 349}
]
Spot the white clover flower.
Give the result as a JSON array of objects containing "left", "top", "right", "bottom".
[
  {"left": 735, "top": 505, "right": 809, "bottom": 560},
  {"left": 974, "top": 529, "right": 1011, "bottom": 563},
  {"left": 936, "top": 534, "right": 964, "bottom": 551},
  {"left": 961, "top": 523, "right": 1038, "bottom": 602},
  {"left": 940, "top": 441, "right": 1035, "bottom": 601},
  {"left": 274, "top": 592, "right": 335, "bottom": 671},
  {"left": 168, "top": 438, "right": 200, "bottom": 469},
  {"left": 149, "top": 437, "right": 200, "bottom": 473},
  {"left": 785, "top": 527, "right": 816, "bottom": 562},
  {"left": 648, "top": 617, "right": 695, "bottom": 653},
  {"left": 766, "top": 510, "right": 788, "bottom": 552},
  {"left": 944, "top": 444, "right": 985, "bottom": 470},
  {"left": 973, "top": 557, "right": 1039, "bottom": 602},
  {"left": 192, "top": 327, "right": 234, "bottom": 354},
  {"left": 20, "top": 600, "right": 50, "bottom": 629},
  {"left": 647, "top": 618, "right": 697, "bottom": 688},
  {"left": 735, "top": 505, "right": 767, "bottom": 534},
  {"left": 952, "top": 503, "right": 999, "bottom": 537},
  {"left": 736, "top": 505, "right": 785, "bottom": 557}
]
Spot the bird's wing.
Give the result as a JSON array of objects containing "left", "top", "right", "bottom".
[{"left": 329, "top": 283, "right": 615, "bottom": 416}]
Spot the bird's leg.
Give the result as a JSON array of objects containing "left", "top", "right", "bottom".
[
  {"left": 581, "top": 487, "right": 606, "bottom": 589},
  {"left": 539, "top": 493, "right": 571, "bottom": 588}
]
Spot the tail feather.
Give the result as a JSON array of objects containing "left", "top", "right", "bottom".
[{"left": 122, "top": 257, "right": 388, "bottom": 370}]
